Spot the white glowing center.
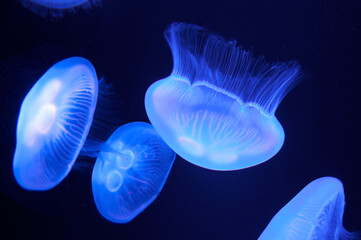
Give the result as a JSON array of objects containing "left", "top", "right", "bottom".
[
  {"left": 35, "top": 104, "right": 56, "bottom": 134},
  {"left": 106, "top": 170, "right": 123, "bottom": 192},
  {"left": 116, "top": 149, "right": 134, "bottom": 170},
  {"left": 178, "top": 136, "right": 205, "bottom": 156}
]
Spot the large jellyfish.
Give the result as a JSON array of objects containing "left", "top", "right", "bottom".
[
  {"left": 259, "top": 177, "right": 360, "bottom": 240},
  {"left": 91, "top": 122, "right": 175, "bottom": 223},
  {"left": 20, "top": 0, "right": 101, "bottom": 17},
  {"left": 145, "top": 23, "right": 301, "bottom": 171},
  {"left": 13, "top": 57, "right": 98, "bottom": 191}
]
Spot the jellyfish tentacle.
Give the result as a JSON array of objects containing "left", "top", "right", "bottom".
[{"left": 164, "top": 23, "right": 302, "bottom": 115}]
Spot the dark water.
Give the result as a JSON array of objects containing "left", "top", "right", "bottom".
[{"left": 0, "top": 0, "right": 360, "bottom": 239}]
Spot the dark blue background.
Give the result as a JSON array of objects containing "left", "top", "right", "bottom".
[{"left": 0, "top": 0, "right": 360, "bottom": 239}]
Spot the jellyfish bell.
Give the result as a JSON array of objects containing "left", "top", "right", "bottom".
[
  {"left": 145, "top": 23, "right": 301, "bottom": 171},
  {"left": 20, "top": 0, "right": 102, "bottom": 18},
  {"left": 13, "top": 56, "right": 98, "bottom": 191},
  {"left": 91, "top": 122, "right": 176, "bottom": 223},
  {"left": 259, "top": 177, "right": 360, "bottom": 239}
]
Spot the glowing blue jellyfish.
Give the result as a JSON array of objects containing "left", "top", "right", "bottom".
[
  {"left": 91, "top": 122, "right": 175, "bottom": 223},
  {"left": 259, "top": 177, "right": 361, "bottom": 240},
  {"left": 20, "top": 0, "right": 101, "bottom": 17},
  {"left": 13, "top": 57, "right": 98, "bottom": 191},
  {"left": 145, "top": 23, "right": 301, "bottom": 171}
]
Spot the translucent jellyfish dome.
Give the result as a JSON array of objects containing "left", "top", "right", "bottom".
[
  {"left": 92, "top": 122, "right": 175, "bottom": 223},
  {"left": 13, "top": 57, "right": 98, "bottom": 191},
  {"left": 145, "top": 23, "right": 301, "bottom": 171},
  {"left": 259, "top": 177, "right": 360, "bottom": 240},
  {"left": 20, "top": 0, "right": 101, "bottom": 17}
]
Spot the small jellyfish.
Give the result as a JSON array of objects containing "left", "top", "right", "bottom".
[
  {"left": 20, "top": 0, "right": 101, "bottom": 18},
  {"left": 91, "top": 122, "right": 175, "bottom": 223},
  {"left": 259, "top": 177, "right": 360, "bottom": 240},
  {"left": 13, "top": 57, "right": 98, "bottom": 190},
  {"left": 145, "top": 23, "right": 301, "bottom": 171}
]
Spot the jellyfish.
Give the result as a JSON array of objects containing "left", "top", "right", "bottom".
[
  {"left": 20, "top": 0, "right": 101, "bottom": 18},
  {"left": 259, "top": 177, "right": 360, "bottom": 240},
  {"left": 91, "top": 122, "right": 175, "bottom": 223},
  {"left": 145, "top": 23, "right": 301, "bottom": 171},
  {"left": 13, "top": 56, "right": 98, "bottom": 191}
]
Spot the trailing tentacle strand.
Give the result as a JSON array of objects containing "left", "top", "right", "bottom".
[{"left": 165, "top": 22, "right": 302, "bottom": 115}]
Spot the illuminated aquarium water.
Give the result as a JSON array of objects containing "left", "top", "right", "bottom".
[
  {"left": 145, "top": 23, "right": 301, "bottom": 171},
  {"left": 20, "top": 0, "right": 102, "bottom": 17},
  {"left": 259, "top": 177, "right": 361, "bottom": 240},
  {"left": 91, "top": 122, "right": 176, "bottom": 223},
  {"left": 13, "top": 57, "right": 98, "bottom": 191}
]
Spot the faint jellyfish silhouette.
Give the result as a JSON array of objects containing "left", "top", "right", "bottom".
[
  {"left": 91, "top": 122, "right": 175, "bottom": 223},
  {"left": 259, "top": 177, "right": 361, "bottom": 240},
  {"left": 13, "top": 57, "right": 98, "bottom": 190},
  {"left": 20, "top": 0, "right": 102, "bottom": 18},
  {"left": 145, "top": 23, "right": 302, "bottom": 171}
]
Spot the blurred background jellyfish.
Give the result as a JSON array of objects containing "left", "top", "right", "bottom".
[
  {"left": 13, "top": 57, "right": 98, "bottom": 191},
  {"left": 145, "top": 22, "right": 302, "bottom": 171},
  {"left": 259, "top": 177, "right": 361, "bottom": 240},
  {"left": 20, "top": 0, "right": 102, "bottom": 18},
  {"left": 91, "top": 122, "right": 175, "bottom": 223}
]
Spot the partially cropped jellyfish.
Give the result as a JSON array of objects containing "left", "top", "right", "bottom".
[
  {"left": 259, "top": 177, "right": 360, "bottom": 240},
  {"left": 91, "top": 122, "right": 175, "bottom": 223},
  {"left": 13, "top": 57, "right": 98, "bottom": 191},
  {"left": 20, "top": 0, "right": 102, "bottom": 18},
  {"left": 145, "top": 23, "right": 301, "bottom": 171}
]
